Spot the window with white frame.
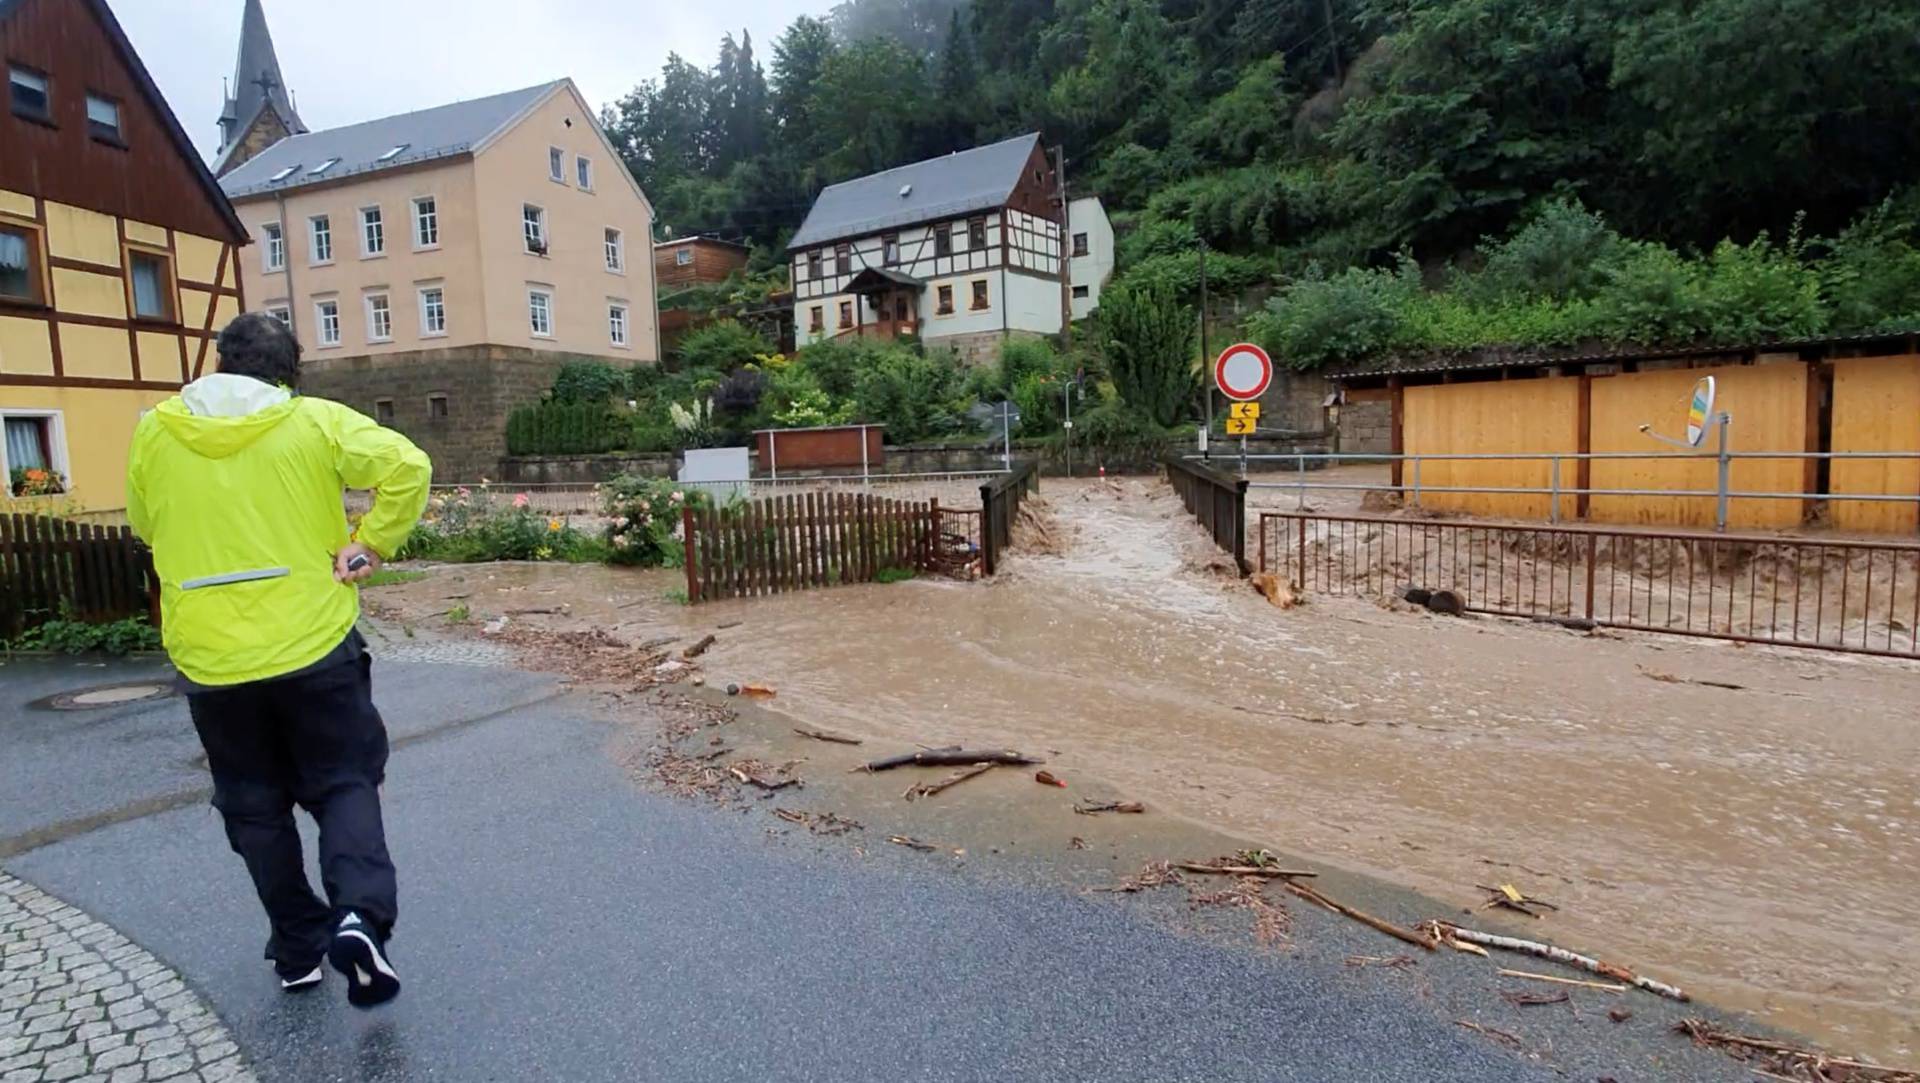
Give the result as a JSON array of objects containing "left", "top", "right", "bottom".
[
  {"left": 2, "top": 412, "right": 66, "bottom": 494},
  {"left": 417, "top": 285, "right": 446, "bottom": 336},
  {"left": 265, "top": 304, "right": 290, "bottom": 326},
  {"left": 360, "top": 206, "right": 384, "bottom": 257},
  {"left": 365, "top": 292, "right": 392, "bottom": 342},
  {"left": 608, "top": 303, "right": 628, "bottom": 347},
  {"left": 527, "top": 288, "right": 553, "bottom": 337},
  {"left": 377, "top": 144, "right": 409, "bottom": 162},
  {"left": 548, "top": 147, "right": 565, "bottom": 182},
  {"left": 315, "top": 299, "right": 341, "bottom": 346},
  {"left": 127, "top": 249, "right": 174, "bottom": 322},
  {"left": 260, "top": 222, "right": 284, "bottom": 271},
  {"left": 412, "top": 197, "right": 438, "bottom": 248},
  {"left": 575, "top": 155, "right": 592, "bottom": 190},
  {"left": 675, "top": 248, "right": 693, "bottom": 266},
  {"left": 308, "top": 215, "right": 332, "bottom": 264},
  {"left": 522, "top": 205, "right": 546, "bottom": 254},
  {"left": 604, "top": 228, "right": 623, "bottom": 272},
  {"left": 308, "top": 157, "right": 339, "bottom": 176}
]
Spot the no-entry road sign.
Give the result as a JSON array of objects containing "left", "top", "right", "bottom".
[{"left": 1214, "top": 343, "right": 1273, "bottom": 402}]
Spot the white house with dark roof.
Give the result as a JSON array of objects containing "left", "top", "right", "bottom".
[{"left": 788, "top": 134, "right": 1111, "bottom": 361}]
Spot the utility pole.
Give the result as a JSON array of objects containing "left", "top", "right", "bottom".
[
  {"left": 1054, "top": 144, "right": 1071, "bottom": 350},
  {"left": 1198, "top": 236, "right": 1211, "bottom": 458}
]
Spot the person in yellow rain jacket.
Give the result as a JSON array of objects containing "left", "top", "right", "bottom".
[{"left": 127, "top": 312, "right": 428, "bottom": 1008}]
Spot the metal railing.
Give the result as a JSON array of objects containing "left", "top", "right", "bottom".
[
  {"left": 1259, "top": 511, "right": 1920, "bottom": 659},
  {"left": 1202, "top": 451, "right": 1920, "bottom": 532},
  {"left": 1166, "top": 455, "right": 1249, "bottom": 575}
]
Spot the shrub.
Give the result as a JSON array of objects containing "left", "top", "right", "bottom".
[
  {"left": 505, "top": 402, "right": 627, "bottom": 455},
  {"left": 1695, "top": 233, "right": 1826, "bottom": 341},
  {"left": 550, "top": 361, "right": 626, "bottom": 404},
  {"left": 1472, "top": 199, "right": 1626, "bottom": 302},
  {"left": 1066, "top": 395, "right": 1172, "bottom": 464},
  {"left": 5, "top": 616, "right": 160, "bottom": 655},
  {"left": 600, "top": 475, "right": 705, "bottom": 567},
  {"left": 1591, "top": 242, "right": 1713, "bottom": 344},
  {"left": 1249, "top": 259, "right": 1416, "bottom": 369},
  {"left": 676, "top": 320, "right": 772, "bottom": 372},
  {"left": 400, "top": 487, "right": 606, "bottom": 563},
  {"left": 1821, "top": 200, "right": 1920, "bottom": 331},
  {"left": 1099, "top": 282, "right": 1197, "bottom": 426},
  {"left": 850, "top": 346, "right": 970, "bottom": 444}
]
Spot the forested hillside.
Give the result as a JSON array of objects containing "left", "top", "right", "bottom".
[{"left": 601, "top": 0, "right": 1920, "bottom": 365}]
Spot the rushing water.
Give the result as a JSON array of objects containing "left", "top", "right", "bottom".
[{"left": 397, "top": 477, "right": 1920, "bottom": 1063}]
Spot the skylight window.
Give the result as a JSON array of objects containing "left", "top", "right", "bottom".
[
  {"left": 308, "top": 157, "right": 340, "bottom": 175},
  {"left": 377, "top": 144, "right": 409, "bottom": 162},
  {"left": 269, "top": 164, "right": 300, "bottom": 182}
]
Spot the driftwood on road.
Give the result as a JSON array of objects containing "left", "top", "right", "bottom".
[
  {"left": 861, "top": 746, "right": 1042, "bottom": 772},
  {"left": 1438, "top": 924, "right": 1688, "bottom": 1001},
  {"left": 904, "top": 763, "right": 996, "bottom": 800}
]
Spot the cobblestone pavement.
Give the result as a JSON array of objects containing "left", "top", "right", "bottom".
[{"left": 0, "top": 874, "right": 252, "bottom": 1083}]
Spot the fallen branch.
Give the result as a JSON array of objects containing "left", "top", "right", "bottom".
[
  {"left": 682, "top": 634, "right": 717, "bottom": 659},
  {"left": 1096, "top": 861, "right": 1183, "bottom": 893},
  {"left": 1073, "top": 800, "right": 1145, "bottom": 815},
  {"left": 773, "top": 808, "right": 863, "bottom": 835},
  {"left": 1477, "top": 882, "right": 1559, "bottom": 919},
  {"left": 728, "top": 760, "right": 799, "bottom": 791},
  {"left": 1174, "top": 862, "right": 1318, "bottom": 879},
  {"left": 862, "top": 746, "right": 1042, "bottom": 772},
  {"left": 1345, "top": 954, "right": 1417, "bottom": 970},
  {"left": 1674, "top": 1018, "right": 1918, "bottom": 1082},
  {"left": 904, "top": 762, "right": 996, "bottom": 800},
  {"left": 1497, "top": 968, "right": 1625, "bottom": 993},
  {"left": 792, "top": 726, "right": 863, "bottom": 746},
  {"left": 1500, "top": 990, "right": 1570, "bottom": 1007},
  {"left": 1438, "top": 924, "right": 1687, "bottom": 1001},
  {"left": 887, "top": 835, "right": 937, "bottom": 852},
  {"left": 1454, "top": 1020, "right": 1523, "bottom": 1050},
  {"left": 1284, "top": 881, "right": 1433, "bottom": 950}
]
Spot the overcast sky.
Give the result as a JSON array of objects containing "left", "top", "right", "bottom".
[{"left": 118, "top": 0, "right": 822, "bottom": 162}]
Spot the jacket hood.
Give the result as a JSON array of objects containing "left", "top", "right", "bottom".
[{"left": 156, "top": 375, "right": 298, "bottom": 459}]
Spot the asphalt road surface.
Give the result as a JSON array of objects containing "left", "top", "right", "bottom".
[{"left": 0, "top": 653, "right": 1746, "bottom": 1082}]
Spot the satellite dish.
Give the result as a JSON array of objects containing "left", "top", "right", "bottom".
[{"left": 1685, "top": 376, "right": 1716, "bottom": 447}]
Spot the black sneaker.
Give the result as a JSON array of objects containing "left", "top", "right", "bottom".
[
  {"left": 278, "top": 964, "right": 324, "bottom": 992},
  {"left": 327, "top": 911, "right": 400, "bottom": 1008}
]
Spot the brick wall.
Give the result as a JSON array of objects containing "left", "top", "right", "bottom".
[{"left": 300, "top": 344, "right": 579, "bottom": 481}]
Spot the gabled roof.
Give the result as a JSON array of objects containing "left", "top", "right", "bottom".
[
  {"left": 214, "top": 0, "right": 305, "bottom": 173},
  {"left": 787, "top": 133, "right": 1042, "bottom": 251},
  {"left": 0, "top": 0, "right": 248, "bottom": 241},
  {"left": 218, "top": 80, "right": 565, "bottom": 199}
]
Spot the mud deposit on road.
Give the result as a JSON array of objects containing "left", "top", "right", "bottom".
[{"left": 370, "top": 476, "right": 1920, "bottom": 1065}]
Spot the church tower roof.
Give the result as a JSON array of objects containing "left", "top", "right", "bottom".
[{"left": 214, "top": 0, "right": 304, "bottom": 172}]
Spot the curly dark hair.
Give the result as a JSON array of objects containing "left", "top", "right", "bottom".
[{"left": 215, "top": 312, "right": 302, "bottom": 390}]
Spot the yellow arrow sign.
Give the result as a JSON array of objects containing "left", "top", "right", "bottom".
[
  {"left": 1225, "top": 417, "right": 1257, "bottom": 435},
  {"left": 1230, "top": 402, "right": 1261, "bottom": 420}
]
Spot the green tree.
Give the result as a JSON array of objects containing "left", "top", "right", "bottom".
[
  {"left": 813, "top": 39, "right": 936, "bottom": 176},
  {"left": 1100, "top": 282, "right": 1197, "bottom": 426}
]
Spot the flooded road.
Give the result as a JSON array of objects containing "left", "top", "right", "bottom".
[{"left": 383, "top": 477, "right": 1920, "bottom": 1064}]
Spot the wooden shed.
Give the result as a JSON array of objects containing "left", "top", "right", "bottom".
[{"left": 1327, "top": 333, "right": 1920, "bottom": 532}]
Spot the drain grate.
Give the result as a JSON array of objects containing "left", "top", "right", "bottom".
[{"left": 31, "top": 682, "right": 177, "bottom": 711}]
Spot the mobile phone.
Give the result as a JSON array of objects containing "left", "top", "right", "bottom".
[{"left": 346, "top": 554, "right": 372, "bottom": 573}]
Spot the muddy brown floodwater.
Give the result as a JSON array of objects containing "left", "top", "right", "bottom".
[{"left": 381, "top": 476, "right": 1920, "bottom": 1065}]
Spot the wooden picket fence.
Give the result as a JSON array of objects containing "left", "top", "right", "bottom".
[
  {"left": 681, "top": 493, "right": 981, "bottom": 603},
  {"left": 0, "top": 513, "right": 159, "bottom": 637}
]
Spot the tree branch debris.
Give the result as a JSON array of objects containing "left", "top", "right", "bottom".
[
  {"left": 862, "top": 746, "right": 1042, "bottom": 772},
  {"left": 903, "top": 762, "right": 996, "bottom": 800},
  {"left": 1673, "top": 1019, "right": 1918, "bottom": 1082}
]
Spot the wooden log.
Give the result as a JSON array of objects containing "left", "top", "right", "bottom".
[
  {"left": 1441, "top": 925, "right": 1688, "bottom": 1001},
  {"left": 1497, "top": 968, "right": 1625, "bottom": 993},
  {"left": 682, "top": 634, "right": 717, "bottom": 659},
  {"left": 1173, "top": 862, "right": 1318, "bottom": 879},
  {"left": 862, "top": 746, "right": 1043, "bottom": 772},
  {"left": 1284, "top": 881, "right": 1435, "bottom": 950}
]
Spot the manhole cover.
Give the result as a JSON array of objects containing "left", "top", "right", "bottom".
[{"left": 32, "top": 682, "right": 177, "bottom": 711}]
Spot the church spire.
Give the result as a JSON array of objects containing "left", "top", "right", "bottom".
[{"left": 215, "top": 0, "right": 305, "bottom": 174}]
